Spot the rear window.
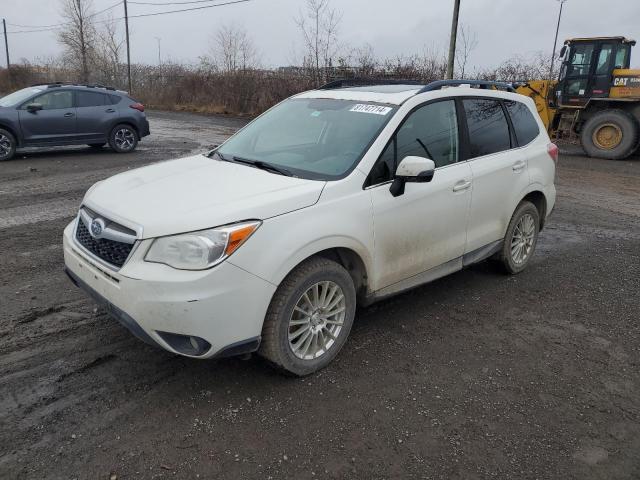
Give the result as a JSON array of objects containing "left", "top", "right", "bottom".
[
  {"left": 463, "top": 99, "right": 511, "bottom": 158},
  {"left": 77, "top": 91, "right": 108, "bottom": 107},
  {"left": 504, "top": 100, "right": 540, "bottom": 146}
]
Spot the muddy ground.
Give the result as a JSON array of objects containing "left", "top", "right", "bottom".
[{"left": 0, "top": 110, "right": 638, "bottom": 480}]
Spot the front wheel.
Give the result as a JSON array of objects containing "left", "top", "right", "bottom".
[
  {"left": 109, "top": 124, "right": 138, "bottom": 153},
  {"left": 497, "top": 201, "right": 540, "bottom": 275},
  {"left": 580, "top": 109, "right": 639, "bottom": 160},
  {"left": 0, "top": 128, "right": 17, "bottom": 161},
  {"left": 259, "top": 257, "right": 356, "bottom": 376}
]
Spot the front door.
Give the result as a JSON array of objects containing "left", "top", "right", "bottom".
[
  {"left": 18, "top": 89, "right": 77, "bottom": 144},
  {"left": 560, "top": 42, "right": 595, "bottom": 107},
  {"left": 367, "top": 99, "right": 472, "bottom": 291}
]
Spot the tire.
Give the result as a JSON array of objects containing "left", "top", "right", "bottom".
[
  {"left": 259, "top": 257, "right": 357, "bottom": 376},
  {"left": 88, "top": 143, "right": 106, "bottom": 149},
  {"left": 497, "top": 201, "right": 540, "bottom": 275},
  {"left": 581, "top": 109, "right": 639, "bottom": 160},
  {"left": 0, "top": 128, "right": 17, "bottom": 161},
  {"left": 108, "top": 124, "right": 138, "bottom": 153}
]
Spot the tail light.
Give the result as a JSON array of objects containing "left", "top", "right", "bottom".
[
  {"left": 547, "top": 143, "right": 559, "bottom": 164},
  {"left": 129, "top": 102, "right": 145, "bottom": 112}
]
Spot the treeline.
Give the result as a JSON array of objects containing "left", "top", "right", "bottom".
[{"left": 0, "top": 50, "right": 550, "bottom": 117}]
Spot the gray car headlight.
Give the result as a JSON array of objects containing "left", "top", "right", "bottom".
[{"left": 145, "top": 221, "right": 261, "bottom": 270}]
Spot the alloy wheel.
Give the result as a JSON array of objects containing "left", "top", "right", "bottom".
[
  {"left": 510, "top": 213, "right": 536, "bottom": 265},
  {"left": 288, "top": 281, "right": 346, "bottom": 360},
  {"left": 0, "top": 134, "right": 12, "bottom": 157},
  {"left": 114, "top": 128, "right": 135, "bottom": 151}
]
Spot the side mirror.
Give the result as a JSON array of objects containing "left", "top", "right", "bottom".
[
  {"left": 26, "top": 103, "right": 43, "bottom": 113},
  {"left": 389, "top": 156, "right": 435, "bottom": 197}
]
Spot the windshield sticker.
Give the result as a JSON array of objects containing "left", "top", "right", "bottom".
[
  {"left": 311, "top": 111, "right": 322, "bottom": 117},
  {"left": 350, "top": 104, "right": 392, "bottom": 115}
]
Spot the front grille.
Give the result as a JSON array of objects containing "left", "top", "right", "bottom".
[{"left": 76, "top": 220, "right": 134, "bottom": 268}]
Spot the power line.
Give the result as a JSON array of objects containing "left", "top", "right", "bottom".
[
  {"left": 127, "top": 0, "right": 251, "bottom": 18},
  {"left": 6, "top": 0, "right": 252, "bottom": 34},
  {"left": 7, "top": 1, "right": 123, "bottom": 30},
  {"left": 129, "top": 0, "right": 230, "bottom": 5}
]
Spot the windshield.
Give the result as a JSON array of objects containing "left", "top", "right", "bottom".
[
  {"left": 0, "top": 87, "right": 43, "bottom": 107},
  {"left": 217, "top": 98, "right": 397, "bottom": 180}
]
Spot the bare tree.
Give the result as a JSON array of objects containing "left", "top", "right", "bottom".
[
  {"left": 57, "top": 0, "right": 97, "bottom": 82},
  {"left": 295, "top": 0, "right": 342, "bottom": 85},
  {"left": 455, "top": 24, "right": 478, "bottom": 78},
  {"left": 209, "top": 24, "right": 258, "bottom": 73},
  {"left": 95, "top": 15, "right": 124, "bottom": 85}
]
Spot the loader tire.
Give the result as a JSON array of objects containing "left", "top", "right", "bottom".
[{"left": 581, "top": 109, "right": 639, "bottom": 160}]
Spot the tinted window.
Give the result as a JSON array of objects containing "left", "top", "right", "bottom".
[
  {"left": 397, "top": 100, "right": 458, "bottom": 168},
  {"left": 504, "top": 100, "right": 540, "bottom": 146},
  {"left": 463, "top": 99, "right": 511, "bottom": 158},
  {"left": 30, "top": 91, "right": 73, "bottom": 110},
  {"left": 77, "top": 91, "right": 107, "bottom": 107},
  {"left": 109, "top": 94, "right": 122, "bottom": 104},
  {"left": 367, "top": 100, "right": 459, "bottom": 185}
]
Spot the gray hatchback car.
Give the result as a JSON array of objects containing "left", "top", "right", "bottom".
[{"left": 0, "top": 83, "right": 150, "bottom": 161}]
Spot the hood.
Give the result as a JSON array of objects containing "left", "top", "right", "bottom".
[{"left": 84, "top": 154, "right": 326, "bottom": 238}]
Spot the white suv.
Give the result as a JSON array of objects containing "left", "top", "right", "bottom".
[{"left": 63, "top": 80, "right": 557, "bottom": 376}]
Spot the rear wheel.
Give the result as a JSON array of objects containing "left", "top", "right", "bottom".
[
  {"left": 497, "top": 201, "right": 540, "bottom": 275},
  {"left": 108, "top": 124, "right": 138, "bottom": 153},
  {"left": 259, "top": 257, "right": 356, "bottom": 376},
  {"left": 0, "top": 128, "right": 16, "bottom": 161},
  {"left": 581, "top": 109, "right": 639, "bottom": 160}
]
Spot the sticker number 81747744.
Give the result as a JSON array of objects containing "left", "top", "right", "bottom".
[{"left": 349, "top": 104, "right": 392, "bottom": 115}]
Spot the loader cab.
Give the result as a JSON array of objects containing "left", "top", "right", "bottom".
[{"left": 556, "top": 37, "right": 635, "bottom": 107}]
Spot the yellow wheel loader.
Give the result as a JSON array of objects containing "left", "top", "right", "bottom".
[{"left": 515, "top": 37, "right": 640, "bottom": 160}]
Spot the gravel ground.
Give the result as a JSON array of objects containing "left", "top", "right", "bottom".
[{"left": 0, "top": 110, "right": 638, "bottom": 480}]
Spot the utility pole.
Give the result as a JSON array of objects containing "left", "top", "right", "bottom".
[
  {"left": 155, "top": 37, "right": 161, "bottom": 65},
  {"left": 549, "top": 0, "right": 567, "bottom": 80},
  {"left": 446, "top": 0, "right": 461, "bottom": 80},
  {"left": 2, "top": 18, "right": 9, "bottom": 69},
  {"left": 123, "top": 0, "right": 132, "bottom": 92}
]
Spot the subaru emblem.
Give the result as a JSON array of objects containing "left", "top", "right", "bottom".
[{"left": 90, "top": 218, "right": 105, "bottom": 238}]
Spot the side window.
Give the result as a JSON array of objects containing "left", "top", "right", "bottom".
[
  {"left": 77, "top": 91, "right": 107, "bottom": 107},
  {"left": 28, "top": 90, "right": 73, "bottom": 110},
  {"left": 368, "top": 100, "right": 459, "bottom": 186},
  {"left": 504, "top": 100, "right": 540, "bottom": 146},
  {"left": 463, "top": 99, "right": 511, "bottom": 158},
  {"left": 596, "top": 44, "right": 613, "bottom": 74},
  {"left": 615, "top": 44, "right": 630, "bottom": 69}
]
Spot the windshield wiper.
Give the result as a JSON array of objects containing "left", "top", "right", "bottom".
[{"left": 231, "top": 156, "right": 294, "bottom": 177}]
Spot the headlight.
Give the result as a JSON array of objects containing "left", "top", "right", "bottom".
[{"left": 145, "top": 221, "right": 261, "bottom": 270}]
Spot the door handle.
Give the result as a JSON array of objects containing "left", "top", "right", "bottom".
[
  {"left": 453, "top": 180, "right": 472, "bottom": 192},
  {"left": 512, "top": 160, "right": 526, "bottom": 172},
  {"left": 106, "top": 108, "right": 116, "bottom": 113},
  {"left": 64, "top": 112, "right": 75, "bottom": 118}
]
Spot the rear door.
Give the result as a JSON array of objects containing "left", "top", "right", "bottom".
[
  {"left": 75, "top": 90, "right": 117, "bottom": 142},
  {"left": 18, "top": 89, "right": 76, "bottom": 144},
  {"left": 462, "top": 98, "right": 529, "bottom": 253}
]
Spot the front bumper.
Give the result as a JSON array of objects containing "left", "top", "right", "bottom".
[{"left": 63, "top": 220, "right": 276, "bottom": 359}]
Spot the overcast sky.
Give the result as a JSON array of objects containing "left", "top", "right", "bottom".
[{"left": 2, "top": 0, "right": 640, "bottom": 71}]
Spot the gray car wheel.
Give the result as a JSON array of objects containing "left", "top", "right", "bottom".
[
  {"left": 497, "top": 201, "right": 540, "bottom": 275},
  {"left": 109, "top": 124, "right": 138, "bottom": 153},
  {"left": 0, "top": 128, "right": 17, "bottom": 161},
  {"left": 259, "top": 257, "right": 356, "bottom": 376}
]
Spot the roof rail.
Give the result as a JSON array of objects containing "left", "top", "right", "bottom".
[
  {"left": 418, "top": 79, "right": 516, "bottom": 93},
  {"left": 33, "top": 82, "right": 118, "bottom": 91},
  {"left": 319, "top": 78, "right": 424, "bottom": 90}
]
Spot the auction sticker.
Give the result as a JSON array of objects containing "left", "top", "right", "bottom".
[{"left": 350, "top": 104, "right": 392, "bottom": 115}]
